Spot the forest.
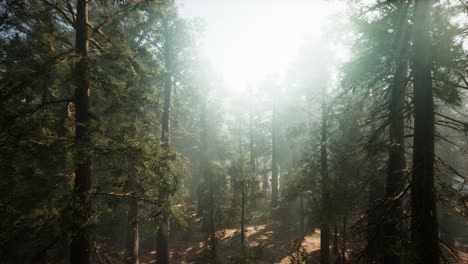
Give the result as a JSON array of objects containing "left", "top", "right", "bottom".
[{"left": 0, "top": 0, "right": 467, "bottom": 263}]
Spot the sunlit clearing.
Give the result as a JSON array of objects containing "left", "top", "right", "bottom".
[{"left": 178, "top": 0, "right": 346, "bottom": 95}]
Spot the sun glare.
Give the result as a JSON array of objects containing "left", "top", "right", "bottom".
[{"left": 179, "top": 0, "right": 345, "bottom": 95}]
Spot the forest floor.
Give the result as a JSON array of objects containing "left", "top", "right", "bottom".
[
  {"left": 452, "top": 242, "right": 468, "bottom": 263},
  {"left": 166, "top": 212, "right": 322, "bottom": 264},
  {"left": 141, "top": 203, "right": 324, "bottom": 264},
  {"left": 140, "top": 203, "right": 468, "bottom": 264}
]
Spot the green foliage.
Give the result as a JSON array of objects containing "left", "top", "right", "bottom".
[{"left": 1, "top": 0, "right": 467, "bottom": 263}]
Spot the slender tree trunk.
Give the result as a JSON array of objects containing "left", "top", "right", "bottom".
[
  {"left": 232, "top": 129, "right": 242, "bottom": 206},
  {"left": 320, "top": 94, "right": 330, "bottom": 264},
  {"left": 411, "top": 0, "right": 440, "bottom": 263},
  {"left": 240, "top": 180, "right": 245, "bottom": 250},
  {"left": 198, "top": 103, "right": 208, "bottom": 217},
  {"left": 263, "top": 171, "right": 268, "bottom": 203},
  {"left": 126, "top": 199, "right": 139, "bottom": 264},
  {"left": 249, "top": 111, "right": 257, "bottom": 190},
  {"left": 341, "top": 215, "right": 347, "bottom": 263},
  {"left": 156, "top": 217, "right": 169, "bottom": 264},
  {"left": 125, "top": 159, "right": 139, "bottom": 264},
  {"left": 299, "top": 192, "right": 304, "bottom": 239},
  {"left": 71, "top": 0, "right": 91, "bottom": 263},
  {"left": 333, "top": 224, "right": 338, "bottom": 255},
  {"left": 271, "top": 100, "right": 278, "bottom": 208},
  {"left": 383, "top": 2, "right": 409, "bottom": 263},
  {"left": 209, "top": 170, "right": 217, "bottom": 264},
  {"left": 367, "top": 173, "right": 384, "bottom": 264},
  {"left": 157, "top": 21, "right": 172, "bottom": 264},
  {"left": 200, "top": 101, "right": 216, "bottom": 263}
]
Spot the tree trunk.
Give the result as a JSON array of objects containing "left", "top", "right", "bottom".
[
  {"left": 333, "top": 224, "right": 338, "bottom": 255},
  {"left": 71, "top": 0, "right": 92, "bottom": 263},
  {"left": 299, "top": 192, "right": 305, "bottom": 239},
  {"left": 249, "top": 111, "right": 255, "bottom": 172},
  {"left": 249, "top": 110, "right": 257, "bottom": 191},
  {"left": 126, "top": 199, "right": 139, "bottom": 264},
  {"left": 320, "top": 225, "right": 330, "bottom": 264},
  {"left": 156, "top": 216, "right": 169, "bottom": 264},
  {"left": 367, "top": 173, "right": 384, "bottom": 264},
  {"left": 263, "top": 171, "right": 268, "bottom": 203},
  {"left": 271, "top": 100, "right": 278, "bottom": 208},
  {"left": 200, "top": 101, "right": 216, "bottom": 263},
  {"left": 209, "top": 169, "right": 217, "bottom": 264},
  {"left": 125, "top": 159, "right": 140, "bottom": 264},
  {"left": 240, "top": 180, "right": 245, "bottom": 250},
  {"left": 341, "top": 215, "right": 347, "bottom": 263},
  {"left": 198, "top": 103, "right": 208, "bottom": 218},
  {"left": 383, "top": 2, "right": 409, "bottom": 263},
  {"left": 410, "top": 0, "right": 440, "bottom": 263},
  {"left": 157, "top": 20, "right": 172, "bottom": 264},
  {"left": 320, "top": 95, "right": 330, "bottom": 264}
]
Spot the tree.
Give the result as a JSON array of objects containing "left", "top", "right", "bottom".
[
  {"left": 383, "top": 1, "right": 409, "bottom": 263},
  {"left": 156, "top": 16, "right": 173, "bottom": 264},
  {"left": 410, "top": 0, "right": 440, "bottom": 263},
  {"left": 271, "top": 94, "right": 279, "bottom": 208},
  {"left": 320, "top": 93, "right": 330, "bottom": 264},
  {"left": 70, "top": 0, "right": 92, "bottom": 263}
]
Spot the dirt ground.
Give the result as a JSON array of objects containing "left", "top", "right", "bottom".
[{"left": 140, "top": 205, "right": 468, "bottom": 264}]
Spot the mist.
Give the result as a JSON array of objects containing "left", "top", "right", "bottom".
[{"left": 0, "top": 0, "right": 467, "bottom": 263}]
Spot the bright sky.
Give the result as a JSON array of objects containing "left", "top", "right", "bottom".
[{"left": 177, "top": 0, "right": 345, "bottom": 94}]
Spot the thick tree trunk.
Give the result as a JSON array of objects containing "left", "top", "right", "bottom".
[
  {"left": 71, "top": 0, "right": 92, "bottom": 263},
  {"left": 383, "top": 2, "right": 409, "bottom": 263},
  {"left": 271, "top": 101, "right": 278, "bottom": 208},
  {"left": 320, "top": 95, "right": 330, "bottom": 264},
  {"left": 410, "top": 0, "right": 440, "bottom": 263}
]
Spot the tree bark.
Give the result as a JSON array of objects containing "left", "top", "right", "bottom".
[
  {"left": 271, "top": 99, "right": 278, "bottom": 208},
  {"left": 209, "top": 169, "right": 217, "bottom": 264},
  {"left": 299, "top": 192, "right": 305, "bottom": 239},
  {"left": 157, "top": 20, "right": 172, "bottom": 264},
  {"left": 201, "top": 101, "right": 216, "bottom": 263},
  {"left": 333, "top": 224, "right": 338, "bottom": 255},
  {"left": 240, "top": 180, "right": 245, "bottom": 250},
  {"left": 196, "top": 102, "right": 208, "bottom": 217},
  {"left": 410, "top": 0, "right": 440, "bottom": 263},
  {"left": 126, "top": 199, "right": 139, "bottom": 264},
  {"left": 383, "top": 2, "right": 409, "bottom": 263},
  {"left": 341, "top": 215, "right": 347, "bottom": 263},
  {"left": 320, "top": 94, "right": 330, "bottom": 264},
  {"left": 249, "top": 110, "right": 257, "bottom": 190},
  {"left": 367, "top": 173, "right": 384, "bottom": 264},
  {"left": 71, "top": 0, "right": 92, "bottom": 263},
  {"left": 263, "top": 171, "right": 268, "bottom": 203},
  {"left": 125, "top": 159, "right": 140, "bottom": 264}
]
